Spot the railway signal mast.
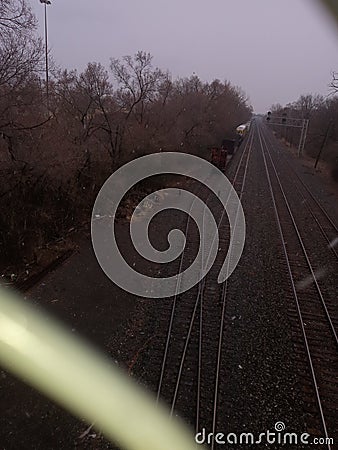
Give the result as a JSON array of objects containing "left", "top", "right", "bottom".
[{"left": 266, "top": 112, "right": 309, "bottom": 157}]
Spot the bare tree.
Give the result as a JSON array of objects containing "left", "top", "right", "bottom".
[
  {"left": 56, "top": 64, "right": 112, "bottom": 131},
  {"left": 291, "top": 94, "right": 324, "bottom": 119},
  {"left": 0, "top": 31, "right": 43, "bottom": 89},
  {"left": 0, "top": 0, "right": 44, "bottom": 168},
  {"left": 0, "top": 0, "right": 43, "bottom": 103},
  {"left": 110, "top": 51, "right": 166, "bottom": 123},
  {"left": 54, "top": 63, "right": 124, "bottom": 167},
  {"left": 0, "top": 0, "right": 43, "bottom": 87},
  {"left": 0, "top": 0, "right": 36, "bottom": 33},
  {"left": 330, "top": 71, "right": 338, "bottom": 93}
]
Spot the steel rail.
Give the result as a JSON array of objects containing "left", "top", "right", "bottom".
[
  {"left": 196, "top": 129, "right": 254, "bottom": 428},
  {"left": 169, "top": 129, "right": 254, "bottom": 418},
  {"left": 156, "top": 153, "right": 232, "bottom": 403},
  {"left": 260, "top": 126, "right": 338, "bottom": 346},
  {"left": 210, "top": 128, "right": 254, "bottom": 450},
  {"left": 263, "top": 129, "right": 338, "bottom": 260},
  {"left": 264, "top": 125, "right": 338, "bottom": 235},
  {"left": 156, "top": 146, "right": 238, "bottom": 403},
  {"left": 156, "top": 186, "right": 202, "bottom": 403},
  {"left": 196, "top": 207, "right": 207, "bottom": 432},
  {"left": 257, "top": 122, "right": 332, "bottom": 449},
  {"left": 196, "top": 130, "right": 254, "bottom": 432}
]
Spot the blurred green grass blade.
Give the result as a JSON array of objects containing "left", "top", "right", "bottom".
[{"left": 0, "top": 287, "right": 200, "bottom": 450}]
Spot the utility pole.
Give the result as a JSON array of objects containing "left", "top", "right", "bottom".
[
  {"left": 282, "top": 111, "right": 287, "bottom": 141},
  {"left": 314, "top": 121, "right": 332, "bottom": 169},
  {"left": 297, "top": 119, "right": 309, "bottom": 157},
  {"left": 40, "top": 0, "right": 51, "bottom": 110}
]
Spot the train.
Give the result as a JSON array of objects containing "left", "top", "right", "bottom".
[
  {"left": 210, "top": 147, "right": 228, "bottom": 172},
  {"left": 210, "top": 139, "right": 236, "bottom": 172},
  {"left": 236, "top": 122, "right": 250, "bottom": 137},
  {"left": 210, "top": 122, "right": 250, "bottom": 172}
]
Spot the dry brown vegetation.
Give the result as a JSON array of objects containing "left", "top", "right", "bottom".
[
  {"left": 270, "top": 93, "right": 338, "bottom": 181},
  {"left": 0, "top": 0, "right": 252, "bottom": 273}
]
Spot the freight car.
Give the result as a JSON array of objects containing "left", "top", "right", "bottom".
[
  {"left": 221, "top": 138, "right": 236, "bottom": 155},
  {"left": 210, "top": 147, "right": 227, "bottom": 172}
]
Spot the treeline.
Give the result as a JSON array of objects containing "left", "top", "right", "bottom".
[
  {"left": 0, "top": 0, "right": 252, "bottom": 270},
  {"left": 270, "top": 92, "right": 338, "bottom": 180}
]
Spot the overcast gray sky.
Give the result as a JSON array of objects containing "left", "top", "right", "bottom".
[{"left": 31, "top": 0, "right": 338, "bottom": 113}]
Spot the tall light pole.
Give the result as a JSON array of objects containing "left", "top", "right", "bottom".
[{"left": 40, "top": 0, "right": 51, "bottom": 110}]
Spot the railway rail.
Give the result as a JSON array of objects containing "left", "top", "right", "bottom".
[
  {"left": 153, "top": 120, "right": 337, "bottom": 449},
  {"left": 8, "top": 118, "right": 337, "bottom": 449},
  {"left": 263, "top": 128, "right": 338, "bottom": 259},
  {"left": 257, "top": 122, "right": 338, "bottom": 449},
  {"left": 154, "top": 129, "right": 254, "bottom": 439}
]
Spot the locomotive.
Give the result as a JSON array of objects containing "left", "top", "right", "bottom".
[
  {"left": 209, "top": 122, "right": 250, "bottom": 172},
  {"left": 236, "top": 122, "right": 250, "bottom": 137}
]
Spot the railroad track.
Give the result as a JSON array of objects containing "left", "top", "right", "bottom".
[
  {"left": 257, "top": 122, "right": 338, "bottom": 449},
  {"left": 264, "top": 127, "right": 338, "bottom": 259},
  {"left": 153, "top": 128, "right": 254, "bottom": 441}
]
